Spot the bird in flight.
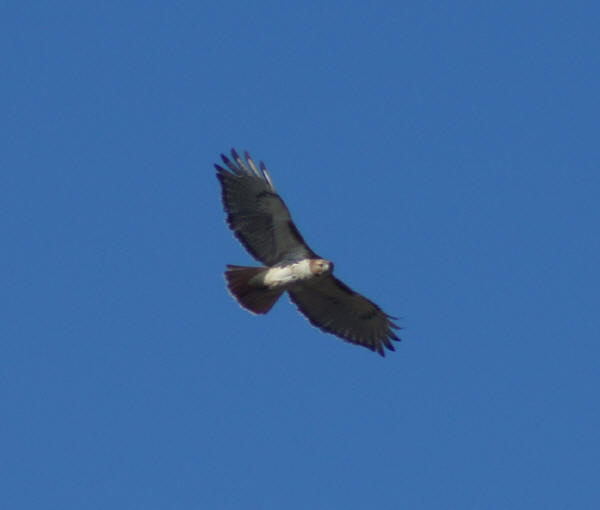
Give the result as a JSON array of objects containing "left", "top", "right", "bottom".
[{"left": 215, "top": 149, "right": 401, "bottom": 356}]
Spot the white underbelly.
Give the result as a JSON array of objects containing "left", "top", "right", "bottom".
[{"left": 263, "top": 260, "right": 313, "bottom": 289}]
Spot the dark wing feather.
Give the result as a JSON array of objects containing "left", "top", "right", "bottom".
[
  {"left": 216, "top": 149, "right": 318, "bottom": 266},
  {"left": 288, "top": 275, "right": 401, "bottom": 356}
]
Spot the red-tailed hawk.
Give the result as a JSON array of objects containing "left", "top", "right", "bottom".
[{"left": 215, "top": 149, "right": 401, "bottom": 356}]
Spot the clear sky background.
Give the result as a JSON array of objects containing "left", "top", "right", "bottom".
[{"left": 3, "top": 2, "right": 599, "bottom": 509}]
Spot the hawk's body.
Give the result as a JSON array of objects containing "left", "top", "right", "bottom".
[
  {"left": 215, "top": 149, "right": 401, "bottom": 356},
  {"left": 262, "top": 259, "right": 320, "bottom": 288}
]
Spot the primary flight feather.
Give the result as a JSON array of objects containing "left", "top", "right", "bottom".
[{"left": 215, "top": 149, "right": 401, "bottom": 356}]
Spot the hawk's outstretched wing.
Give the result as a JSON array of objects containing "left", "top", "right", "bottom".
[
  {"left": 288, "top": 275, "right": 401, "bottom": 356},
  {"left": 215, "top": 149, "right": 318, "bottom": 266}
]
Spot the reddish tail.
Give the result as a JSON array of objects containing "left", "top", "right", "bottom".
[{"left": 224, "top": 265, "right": 283, "bottom": 315}]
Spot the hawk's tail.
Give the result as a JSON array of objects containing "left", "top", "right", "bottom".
[{"left": 224, "top": 265, "right": 284, "bottom": 315}]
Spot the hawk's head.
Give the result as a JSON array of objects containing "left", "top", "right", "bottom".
[{"left": 310, "top": 259, "right": 333, "bottom": 276}]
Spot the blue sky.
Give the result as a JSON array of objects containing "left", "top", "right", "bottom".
[{"left": 3, "top": 2, "right": 599, "bottom": 508}]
